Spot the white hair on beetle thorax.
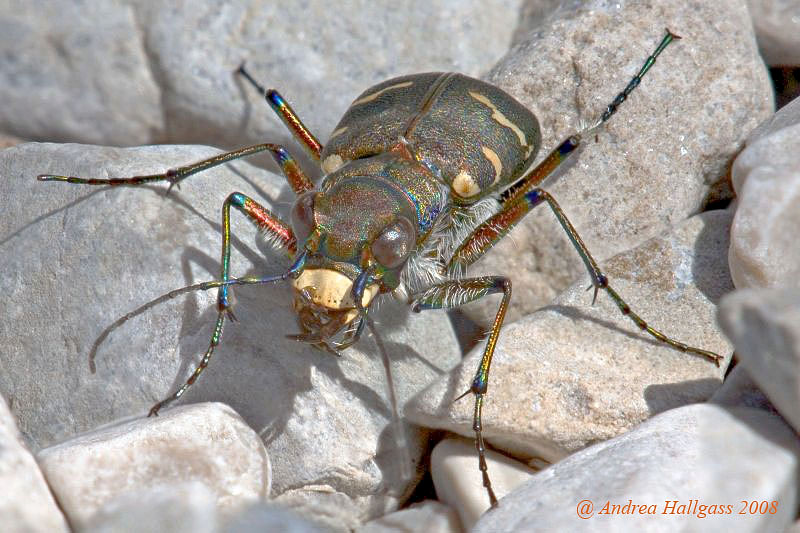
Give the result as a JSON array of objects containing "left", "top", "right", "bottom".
[{"left": 400, "top": 182, "right": 501, "bottom": 296}]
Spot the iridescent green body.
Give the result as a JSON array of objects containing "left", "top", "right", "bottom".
[
  {"left": 312, "top": 152, "right": 437, "bottom": 273},
  {"left": 38, "top": 30, "right": 723, "bottom": 509},
  {"left": 323, "top": 72, "right": 541, "bottom": 205}
]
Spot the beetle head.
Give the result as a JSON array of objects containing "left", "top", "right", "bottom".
[{"left": 287, "top": 176, "right": 418, "bottom": 349}]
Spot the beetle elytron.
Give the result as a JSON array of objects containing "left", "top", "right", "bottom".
[{"left": 39, "top": 30, "right": 722, "bottom": 506}]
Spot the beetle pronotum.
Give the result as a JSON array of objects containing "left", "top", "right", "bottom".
[{"left": 38, "top": 29, "right": 721, "bottom": 506}]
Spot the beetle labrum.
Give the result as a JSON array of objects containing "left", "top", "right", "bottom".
[{"left": 38, "top": 30, "right": 722, "bottom": 506}]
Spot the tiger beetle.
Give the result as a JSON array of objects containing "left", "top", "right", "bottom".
[{"left": 38, "top": 29, "right": 722, "bottom": 507}]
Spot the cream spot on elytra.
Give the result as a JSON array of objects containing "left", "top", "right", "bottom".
[
  {"left": 329, "top": 126, "right": 348, "bottom": 139},
  {"left": 469, "top": 90, "right": 532, "bottom": 158},
  {"left": 452, "top": 170, "right": 481, "bottom": 198},
  {"left": 481, "top": 146, "right": 503, "bottom": 185}
]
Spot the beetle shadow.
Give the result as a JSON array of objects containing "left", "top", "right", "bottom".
[
  {"left": 124, "top": 250, "right": 453, "bottom": 464},
  {"left": 643, "top": 379, "right": 723, "bottom": 415},
  {"left": 688, "top": 207, "right": 735, "bottom": 305},
  {"left": 0, "top": 187, "right": 107, "bottom": 248},
  {"left": 540, "top": 304, "right": 701, "bottom": 353}
]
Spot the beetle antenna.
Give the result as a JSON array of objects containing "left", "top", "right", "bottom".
[
  {"left": 591, "top": 29, "right": 681, "bottom": 129},
  {"left": 88, "top": 271, "right": 299, "bottom": 373}
]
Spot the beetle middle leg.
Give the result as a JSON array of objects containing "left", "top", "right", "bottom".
[
  {"left": 449, "top": 146, "right": 723, "bottom": 367},
  {"left": 411, "top": 276, "right": 512, "bottom": 506}
]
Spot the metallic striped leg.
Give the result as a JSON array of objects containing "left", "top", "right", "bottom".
[
  {"left": 450, "top": 186, "right": 723, "bottom": 365},
  {"left": 38, "top": 143, "right": 314, "bottom": 195},
  {"left": 238, "top": 64, "right": 323, "bottom": 161},
  {"left": 148, "top": 192, "right": 298, "bottom": 416},
  {"left": 412, "top": 276, "right": 512, "bottom": 507}
]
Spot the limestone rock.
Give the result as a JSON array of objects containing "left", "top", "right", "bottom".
[
  {"left": 473, "top": 404, "right": 800, "bottom": 532},
  {"left": 355, "top": 500, "right": 462, "bottom": 533},
  {"left": 83, "top": 482, "right": 220, "bottom": 533},
  {"left": 430, "top": 437, "right": 535, "bottom": 530},
  {"left": 709, "top": 364, "right": 775, "bottom": 413},
  {"left": 718, "top": 288, "right": 800, "bottom": 432},
  {"left": 729, "top": 96, "right": 800, "bottom": 288},
  {"left": 37, "top": 403, "right": 270, "bottom": 528},
  {"left": 0, "top": 395, "right": 69, "bottom": 533},
  {"left": 0, "top": 1, "right": 523, "bottom": 147},
  {"left": 747, "top": 0, "right": 800, "bottom": 66}
]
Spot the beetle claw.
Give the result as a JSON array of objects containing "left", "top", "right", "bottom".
[{"left": 453, "top": 388, "right": 473, "bottom": 403}]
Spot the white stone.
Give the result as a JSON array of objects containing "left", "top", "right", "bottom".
[
  {"left": 729, "top": 96, "right": 800, "bottom": 289},
  {"left": 473, "top": 404, "right": 800, "bottom": 532},
  {"left": 430, "top": 437, "right": 535, "bottom": 531},
  {"left": 83, "top": 482, "right": 220, "bottom": 533},
  {"left": 461, "top": 0, "right": 773, "bottom": 325},
  {"left": 37, "top": 402, "right": 269, "bottom": 528},
  {"left": 0, "top": 1, "right": 523, "bottom": 147},
  {"left": 0, "top": 143, "right": 461, "bottom": 530},
  {"left": 222, "top": 503, "right": 329, "bottom": 533},
  {"left": 747, "top": 0, "right": 800, "bottom": 66},
  {"left": 355, "top": 500, "right": 462, "bottom": 533},
  {"left": 0, "top": 395, "right": 69, "bottom": 533},
  {"left": 85, "top": 486, "right": 331, "bottom": 533},
  {"left": 718, "top": 288, "right": 800, "bottom": 432},
  {"left": 407, "top": 210, "right": 733, "bottom": 463}
]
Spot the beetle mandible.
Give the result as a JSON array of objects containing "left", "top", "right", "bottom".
[{"left": 38, "top": 29, "right": 722, "bottom": 506}]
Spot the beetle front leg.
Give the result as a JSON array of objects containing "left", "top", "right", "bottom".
[
  {"left": 149, "top": 192, "right": 297, "bottom": 416},
  {"left": 412, "top": 276, "right": 512, "bottom": 507},
  {"left": 39, "top": 143, "right": 314, "bottom": 195}
]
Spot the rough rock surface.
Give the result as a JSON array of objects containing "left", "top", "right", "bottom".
[
  {"left": 472, "top": 404, "right": 800, "bottom": 532},
  {"left": 0, "top": 143, "right": 461, "bottom": 530},
  {"left": 718, "top": 289, "right": 800, "bottom": 433},
  {"left": 0, "top": 1, "right": 523, "bottom": 147},
  {"left": 222, "top": 503, "right": 329, "bottom": 533},
  {"left": 729, "top": 96, "right": 800, "bottom": 289},
  {"left": 0, "top": 395, "right": 69, "bottom": 533},
  {"left": 462, "top": 0, "right": 773, "bottom": 325},
  {"left": 37, "top": 403, "right": 270, "bottom": 528},
  {"left": 407, "top": 210, "right": 734, "bottom": 463}
]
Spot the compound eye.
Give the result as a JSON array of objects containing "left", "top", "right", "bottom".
[
  {"left": 371, "top": 216, "right": 416, "bottom": 269},
  {"left": 290, "top": 191, "right": 317, "bottom": 245}
]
